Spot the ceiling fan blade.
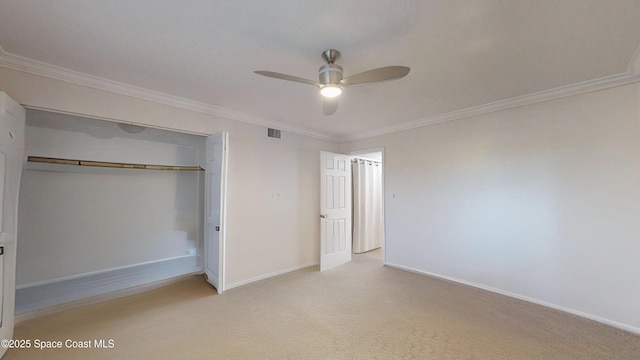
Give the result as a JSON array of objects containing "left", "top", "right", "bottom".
[
  {"left": 254, "top": 71, "right": 319, "bottom": 87},
  {"left": 323, "top": 97, "right": 339, "bottom": 116},
  {"left": 341, "top": 66, "right": 410, "bottom": 86}
]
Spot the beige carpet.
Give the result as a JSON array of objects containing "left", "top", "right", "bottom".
[{"left": 5, "top": 250, "right": 640, "bottom": 359}]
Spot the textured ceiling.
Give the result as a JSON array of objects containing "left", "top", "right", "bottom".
[{"left": 1, "top": 0, "right": 640, "bottom": 141}]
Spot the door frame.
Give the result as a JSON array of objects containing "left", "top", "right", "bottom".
[{"left": 348, "top": 147, "right": 386, "bottom": 265}]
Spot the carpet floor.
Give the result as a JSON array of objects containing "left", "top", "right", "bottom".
[{"left": 5, "top": 249, "right": 640, "bottom": 359}]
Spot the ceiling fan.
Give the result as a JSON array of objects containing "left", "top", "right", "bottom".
[{"left": 255, "top": 49, "right": 410, "bottom": 115}]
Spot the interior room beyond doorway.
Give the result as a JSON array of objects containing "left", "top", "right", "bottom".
[{"left": 350, "top": 149, "right": 384, "bottom": 263}]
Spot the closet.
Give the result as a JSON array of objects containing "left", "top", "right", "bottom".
[{"left": 15, "top": 109, "right": 223, "bottom": 314}]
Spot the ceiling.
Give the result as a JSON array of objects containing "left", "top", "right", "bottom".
[{"left": 2, "top": 1, "right": 640, "bottom": 142}]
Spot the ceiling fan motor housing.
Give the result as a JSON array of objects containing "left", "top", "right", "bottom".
[{"left": 318, "top": 64, "right": 343, "bottom": 85}]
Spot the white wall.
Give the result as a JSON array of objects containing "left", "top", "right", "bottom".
[
  {"left": 0, "top": 66, "right": 338, "bottom": 287},
  {"left": 17, "top": 112, "right": 204, "bottom": 285},
  {"left": 341, "top": 83, "right": 640, "bottom": 332}
]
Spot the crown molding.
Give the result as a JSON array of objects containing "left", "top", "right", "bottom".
[
  {"left": 627, "top": 39, "right": 640, "bottom": 75},
  {"left": 344, "top": 42, "right": 640, "bottom": 143},
  {"left": 340, "top": 71, "right": 640, "bottom": 143},
  {"left": 0, "top": 46, "right": 338, "bottom": 142},
  {"left": 2, "top": 45, "right": 639, "bottom": 145}
]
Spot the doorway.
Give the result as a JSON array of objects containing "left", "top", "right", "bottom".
[{"left": 349, "top": 149, "right": 384, "bottom": 264}]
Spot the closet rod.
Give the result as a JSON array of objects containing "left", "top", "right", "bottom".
[
  {"left": 27, "top": 156, "right": 204, "bottom": 171},
  {"left": 352, "top": 157, "right": 381, "bottom": 163}
]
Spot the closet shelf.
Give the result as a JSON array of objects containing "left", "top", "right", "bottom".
[{"left": 27, "top": 156, "right": 204, "bottom": 171}]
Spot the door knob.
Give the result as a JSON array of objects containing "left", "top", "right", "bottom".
[{"left": 320, "top": 214, "right": 326, "bottom": 219}]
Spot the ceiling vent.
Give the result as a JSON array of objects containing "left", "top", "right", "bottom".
[{"left": 267, "top": 128, "right": 282, "bottom": 140}]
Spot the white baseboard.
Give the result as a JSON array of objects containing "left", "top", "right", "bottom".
[
  {"left": 225, "top": 262, "right": 318, "bottom": 290},
  {"left": 385, "top": 263, "right": 640, "bottom": 335},
  {"left": 15, "top": 273, "right": 202, "bottom": 324},
  {"left": 15, "top": 254, "right": 201, "bottom": 314}
]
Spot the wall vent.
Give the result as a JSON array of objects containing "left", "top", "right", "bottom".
[{"left": 267, "top": 128, "right": 282, "bottom": 140}]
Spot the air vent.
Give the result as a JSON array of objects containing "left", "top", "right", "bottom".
[{"left": 267, "top": 128, "right": 282, "bottom": 140}]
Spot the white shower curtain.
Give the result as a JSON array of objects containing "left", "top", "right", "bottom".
[{"left": 352, "top": 158, "right": 382, "bottom": 253}]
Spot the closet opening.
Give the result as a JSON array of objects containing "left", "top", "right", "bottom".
[{"left": 15, "top": 109, "right": 226, "bottom": 316}]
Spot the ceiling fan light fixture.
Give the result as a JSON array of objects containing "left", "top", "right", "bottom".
[
  {"left": 320, "top": 84, "right": 342, "bottom": 98},
  {"left": 254, "top": 48, "right": 410, "bottom": 114}
]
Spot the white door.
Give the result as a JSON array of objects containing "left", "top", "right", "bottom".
[
  {"left": 0, "top": 93, "right": 25, "bottom": 357},
  {"left": 320, "top": 151, "right": 352, "bottom": 271},
  {"left": 204, "top": 132, "right": 228, "bottom": 294}
]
